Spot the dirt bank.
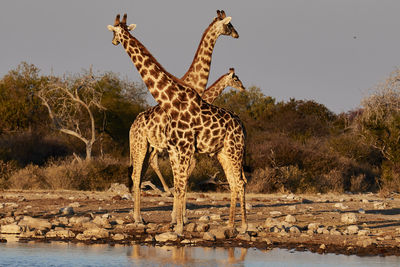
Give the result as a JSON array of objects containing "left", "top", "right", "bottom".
[{"left": 1, "top": 188, "right": 400, "bottom": 256}]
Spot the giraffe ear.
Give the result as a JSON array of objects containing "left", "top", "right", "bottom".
[
  {"left": 128, "top": 24, "right": 136, "bottom": 31},
  {"left": 107, "top": 25, "right": 116, "bottom": 31},
  {"left": 221, "top": 17, "right": 232, "bottom": 25}
]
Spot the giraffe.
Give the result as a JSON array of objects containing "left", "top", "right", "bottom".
[
  {"left": 128, "top": 67, "right": 246, "bottom": 197},
  {"left": 181, "top": 10, "right": 239, "bottom": 95},
  {"left": 127, "top": 10, "right": 239, "bottom": 195},
  {"left": 107, "top": 13, "right": 247, "bottom": 235},
  {"left": 202, "top": 68, "right": 245, "bottom": 103}
]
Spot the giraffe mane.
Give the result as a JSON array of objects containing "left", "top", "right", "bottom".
[
  {"left": 181, "top": 17, "right": 219, "bottom": 81},
  {"left": 205, "top": 72, "right": 229, "bottom": 89},
  {"left": 118, "top": 20, "right": 199, "bottom": 97}
]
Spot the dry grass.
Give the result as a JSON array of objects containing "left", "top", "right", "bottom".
[{"left": 6, "top": 156, "right": 129, "bottom": 191}]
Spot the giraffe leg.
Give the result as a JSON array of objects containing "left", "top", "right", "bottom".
[
  {"left": 217, "top": 152, "right": 236, "bottom": 229},
  {"left": 171, "top": 157, "right": 195, "bottom": 224},
  {"left": 169, "top": 147, "right": 193, "bottom": 235},
  {"left": 149, "top": 150, "right": 172, "bottom": 196},
  {"left": 239, "top": 169, "right": 248, "bottom": 232},
  {"left": 217, "top": 151, "right": 247, "bottom": 231},
  {"left": 131, "top": 136, "right": 151, "bottom": 224}
]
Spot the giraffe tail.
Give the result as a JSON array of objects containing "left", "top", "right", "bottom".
[
  {"left": 127, "top": 150, "right": 134, "bottom": 193},
  {"left": 241, "top": 168, "right": 247, "bottom": 184}
]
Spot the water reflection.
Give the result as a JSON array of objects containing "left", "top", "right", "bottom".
[
  {"left": 0, "top": 242, "right": 399, "bottom": 267},
  {"left": 128, "top": 245, "right": 248, "bottom": 266}
]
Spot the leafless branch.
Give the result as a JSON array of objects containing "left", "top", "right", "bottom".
[{"left": 37, "top": 72, "right": 105, "bottom": 160}]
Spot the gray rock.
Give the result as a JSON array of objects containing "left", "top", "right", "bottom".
[
  {"left": 236, "top": 233, "right": 251, "bottom": 241},
  {"left": 271, "top": 227, "right": 281, "bottom": 233},
  {"left": 199, "top": 215, "right": 210, "bottom": 223},
  {"left": 155, "top": 232, "right": 178, "bottom": 242},
  {"left": 112, "top": 233, "right": 126, "bottom": 241},
  {"left": 1, "top": 224, "right": 22, "bottom": 234},
  {"left": 82, "top": 228, "right": 109, "bottom": 239},
  {"left": 18, "top": 216, "right": 52, "bottom": 231},
  {"left": 247, "top": 223, "right": 258, "bottom": 232},
  {"left": 121, "top": 194, "right": 132, "bottom": 200},
  {"left": 285, "top": 215, "right": 296, "bottom": 223},
  {"left": 330, "top": 229, "right": 341, "bottom": 235},
  {"left": 269, "top": 211, "right": 282, "bottom": 217},
  {"left": 108, "top": 183, "right": 130, "bottom": 194},
  {"left": 0, "top": 217, "right": 15, "bottom": 225},
  {"left": 317, "top": 227, "right": 325, "bottom": 234},
  {"left": 60, "top": 206, "right": 74, "bottom": 215},
  {"left": 210, "top": 214, "right": 221, "bottom": 221},
  {"left": 286, "top": 194, "right": 295, "bottom": 200},
  {"left": 93, "top": 216, "right": 111, "bottom": 228},
  {"left": 209, "top": 229, "right": 226, "bottom": 239},
  {"left": 45, "top": 229, "right": 75, "bottom": 238},
  {"left": 334, "top": 203, "right": 348, "bottom": 210},
  {"left": 347, "top": 225, "right": 359, "bottom": 235},
  {"left": 307, "top": 223, "right": 319, "bottom": 231},
  {"left": 288, "top": 205, "right": 296, "bottom": 211},
  {"left": 82, "top": 222, "right": 99, "bottom": 230},
  {"left": 185, "top": 222, "right": 197, "bottom": 232},
  {"left": 357, "top": 229, "right": 370, "bottom": 236},
  {"left": 289, "top": 226, "right": 300, "bottom": 234},
  {"left": 357, "top": 238, "right": 373, "bottom": 247},
  {"left": 245, "top": 203, "right": 252, "bottom": 210},
  {"left": 69, "top": 216, "right": 90, "bottom": 226},
  {"left": 203, "top": 232, "right": 216, "bottom": 241},
  {"left": 322, "top": 229, "right": 330, "bottom": 235},
  {"left": 5, "top": 202, "right": 19, "bottom": 209},
  {"left": 264, "top": 218, "right": 280, "bottom": 228},
  {"left": 341, "top": 213, "right": 357, "bottom": 224},
  {"left": 373, "top": 202, "right": 386, "bottom": 210},
  {"left": 75, "top": 233, "right": 90, "bottom": 241},
  {"left": 196, "top": 223, "right": 210, "bottom": 232},
  {"left": 115, "top": 219, "right": 125, "bottom": 225},
  {"left": 19, "top": 230, "right": 35, "bottom": 238}
]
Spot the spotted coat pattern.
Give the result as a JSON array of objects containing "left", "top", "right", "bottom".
[{"left": 108, "top": 13, "right": 247, "bottom": 234}]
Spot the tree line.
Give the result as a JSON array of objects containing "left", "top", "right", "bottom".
[{"left": 1, "top": 62, "right": 399, "bottom": 193}]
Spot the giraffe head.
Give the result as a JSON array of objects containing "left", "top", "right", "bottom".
[
  {"left": 215, "top": 10, "right": 239, "bottom": 38},
  {"left": 227, "top": 68, "right": 246, "bottom": 92},
  {"left": 107, "top": 14, "right": 136, "bottom": 46}
]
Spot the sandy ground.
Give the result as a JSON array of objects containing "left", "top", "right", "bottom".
[{"left": 1, "top": 188, "right": 400, "bottom": 256}]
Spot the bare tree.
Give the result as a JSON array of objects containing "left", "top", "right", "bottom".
[
  {"left": 37, "top": 71, "right": 105, "bottom": 161},
  {"left": 357, "top": 69, "right": 400, "bottom": 163}
]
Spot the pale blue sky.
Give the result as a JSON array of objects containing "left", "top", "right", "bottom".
[{"left": 1, "top": 0, "right": 400, "bottom": 113}]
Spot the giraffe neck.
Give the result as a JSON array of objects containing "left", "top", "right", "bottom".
[
  {"left": 201, "top": 74, "right": 229, "bottom": 104},
  {"left": 120, "top": 30, "right": 201, "bottom": 115},
  {"left": 181, "top": 20, "right": 220, "bottom": 95}
]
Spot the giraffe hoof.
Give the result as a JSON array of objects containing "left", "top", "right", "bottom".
[
  {"left": 134, "top": 217, "right": 145, "bottom": 225},
  {"left": 174, "top": 225, "right": 184, "bottom": 236}
]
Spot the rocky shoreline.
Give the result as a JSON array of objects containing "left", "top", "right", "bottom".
[{"left": 1, "top": 185, "right": 400, "bottom": 256}]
